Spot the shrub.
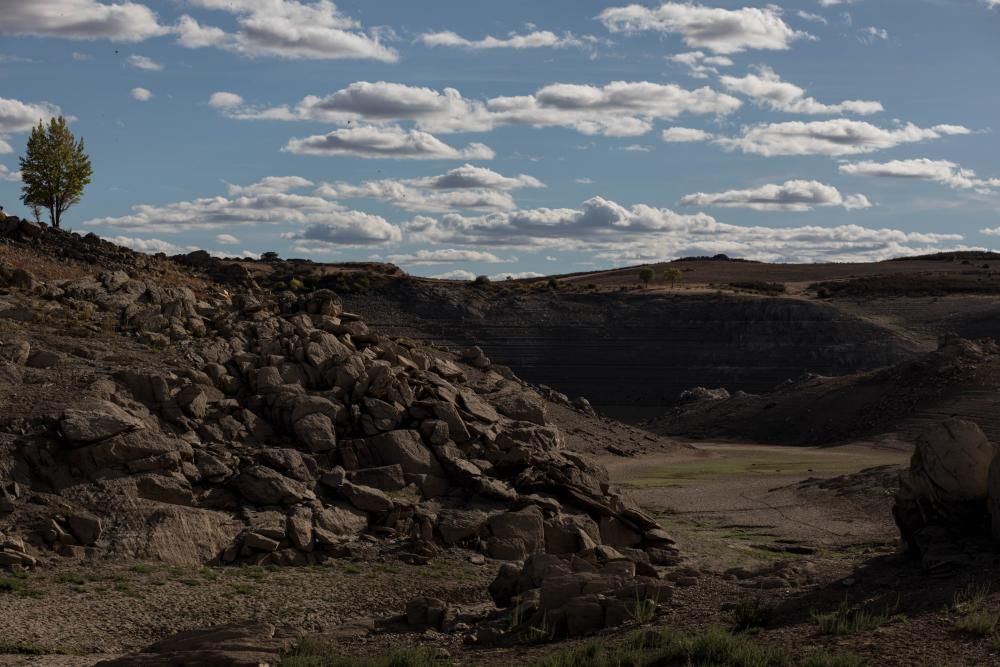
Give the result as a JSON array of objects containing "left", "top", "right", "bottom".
[
  {"left": 639, "top": 267, "right": 654, "bottom": 287},
  {"left": 288, "top": 278, "right": 305, "bottom": 291},
  {"left": 473, "top": 275, "right": 491, "bottom": 286},
  {"left": 547, "top": 278, "right": 560, "bottom": 289},
  {"left": 283, "top": 638, "right": 438, "bottom": 667},
  {"left": 730, "top": 597, "right": 774, "bottom": 632}
]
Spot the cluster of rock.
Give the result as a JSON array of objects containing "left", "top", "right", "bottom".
[
  {"left": 482, "top": 543, "right": 675, "bottom": 640},
  {"left": 0, "top": 232, "right": 680, "bottom": 638},
  {"left": 893, "top": 418, "right": 1000, "bottom": 574}
]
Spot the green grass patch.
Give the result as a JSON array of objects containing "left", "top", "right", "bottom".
[
  {"left": 730, "top": 597, "right": 775, "bottom": 632},
  {"left": 0, "top": 574, "right": 40, "bottom": 597},
  {"left": 0, "top": 641, "right": 57, "bottom": 655},
  {"left": 813, "top": 598, "right": 899, "bottom": 636},
  {"left": 283, "top": 638, "right": 438, "bottom": 667}
]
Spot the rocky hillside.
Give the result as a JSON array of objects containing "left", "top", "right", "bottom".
[
  {"left": 653, "top": 335, "right": 1000, "bottom": 445},
  {"left": 341, "top": 280, "right": 921, "bottom": 420},
  {"left": 0, "top": 219, "right": 686, "bottom": 645}
]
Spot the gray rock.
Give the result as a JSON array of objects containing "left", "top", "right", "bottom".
[
  {"left": 60, "top": 401, "right": 143, "bottom": 444},
  {"left": 235, "top": 465, "right": 314, "bottom": 506}
]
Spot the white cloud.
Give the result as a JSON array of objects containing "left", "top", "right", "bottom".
[
  {"left": 72, "top": 52, "right": 93, "bottom": 61},
  {"left": 212, "top": 79, "right": 741, "bottom": 137},
  {"left": 215, "top": 234, "right": 240, "bottom": 245},
  {"left": 131, "top": 87, "right": 153, "bottom": 102},
  {"left": 576, "top": 178, "right": 594, "bottom": 184},
  {"left": 85, "top": 175, "right": 401, "bottom": 245},
  {"left": 0, "top": 139, "right": 11, "bottom": 154},
  {"left": 209, "top": 92, "right": 245, "bottom": 109},
  {"left": 0, "top": 164, "right": 21, "bottom": 182},
  {"left": 228, "top": 176, "right": 315, "bottom": 196},
  {"left": 386, "top": 249, "right": 512, "bottom": 265},
  {"left": 316, "top": 165, "right": 544, "bottom": 213},
  {"left": 175, "top": 1, "right": 397, "bottom": 62},
  {"left": 716, "top": 120, "right": 970, "bottom": 156},
  {"left": 431, "top": 269, "right": 477, "bottom": 281},
  {"left": 108, "top": 236, "right": 190, "bottom": 254},
  {"left": 819, "top": 0, "right": 860, "bottom": 5},
  {"left": 283, "top": 125, "right": 496, "bottom": 160},
  {"left": 669, "top": 51, "right": 733, "bottom": 79},
  {"left": 599, "top": 3, "right": 811, "bottom": 54},
  {"left": 797, "top": 11, "right": 828, "bottom": 24},
  {"left": 486, "top": 81, "right": 742, "bottom": 136},
  {"left": 491, "top": 271, "right": 545, "bottom": 280},
  {"left": 662, "top": 127, "right": 713, "bottom": 142},
  {"left": 679, "top": 180, "right": 872, "bottom": 211},
  {"left": 987, "top": 1, "right": 1000, "bottom": 9},
  {"left": 982, "top": 227, "right": 1000, "bottom": 236},
  {"left": 0, "top": 96, "right": 64, "bottom": 134},
  {"left": 839, "top": 159, "right": 1000, "bottom": 191},
  {"left": 720, "top": 66, "right": 882, "bottom": 115},
  {"left": 0, "top": 0, "right": 166, "bottom": 42},
  {"left": 621, "top": 144, "right": 652, "bottom": 152},
  {"left": 126, "top": 54, "right": 163, "bottom": 71},
  {"left": 859, "top": 26, "right": 888, "bottom": 43},
  {"left": 404, "top": 196, "right": 963, "bottom": 263},
  {"left": 418, "top": 30, "right": 599, "bottom": 50}
]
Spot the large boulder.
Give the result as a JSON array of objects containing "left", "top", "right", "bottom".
[
  {"left": 893, "top": 419, "right": 998, "bottom": 571},
  {"left": 235, "top": 466, "right": 314, "bottom": 506},
  {"left": 60, "top": 401, "right": 143, "bottom": 444}
]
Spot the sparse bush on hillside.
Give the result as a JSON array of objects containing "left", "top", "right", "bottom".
[
  {"left": 547, "top": 277, "right": 560, "bottom": 289},
  {"left": 261, "top": 251, "right": 281, "bottom": 263},
  {"left": 663, "top": 267, "right": 683, "bottom": 289},
  {"left": 638, "top": 267, "right": 654, "bottom": 287},
  {"left": 473, "top": 275, "right": 491, "bottom": 286}
]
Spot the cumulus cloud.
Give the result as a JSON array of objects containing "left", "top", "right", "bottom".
[
  {"left": 982, "top": 227, "right": 1000, "bottom": 236},
  {"left": 209, "top": 92, "right": 245, "bottom": 109},
  {"left": 108, "top": 236, "right": 191, "bottom": 255},
  {"left": 669, "top": 51, "right": 733, "bottom": 79},
  {"left": 599, "top": 2, "right": 811, "bottom": 54},
  {"left": 431, "top": 269, "right": 477, "bottom": 281},
  {"left": 175, "top": 0, "right": 397, "bottom": 62},
  {"left": 797, "top": 11, "right": 828, "bottom": 24},
  {"left": 85, "top": 175, "right": 401, "bottom": 246},
  {"left": 0, "top": 164, "right": 21, "bottom": 181},
  {"left": 818, "top": 0, "right": 860, "bottom": 5},
  {"left": 0, "top": 96, "right": 64, "bottom": 134},
  {"left": 212, "top": 79, "right": 741, "bottom": 137},
  {"left": 385, "top": 249, "right": 513, "bottom": 265},
  {"left": 419, "top": 30, "right": 600, "bottom": 50},
  {"left": 215, "top": 233, "right": 240, "bottom": 245},
  {"left": 716, "top": 120, "right": 970, "bottom": 156},
  {"left": 131, "top": 87, "right": 153, "bottom": 101},
  {"left": 679, "top": 180, "right": 872, "bottom": 211},
  {"left": 987, "top": 1, "right": 1000, "bottom": 9},
  {"left": 0, "top": 0, "right": 166, "bottom": 42},
  {"left": 662, "top": 127, "right": 713, "bottom": 142},
  {"left": 126, "top": 54, "right": 163, "bottom": 71},
  {"left": 316, "top": 165, "right": 544, "bottom": 213},
  {"left": 283, "top": 125, "right": 495, "bottom": 160},
  {"left": 720, "top": 66, "right": 882, "bottom": 115},
  {"left": 839, "top": 159, "right": 1000, "bottom": 191},
  {"left": 403, "top": 196, "right": 962, "bottom": 263}
]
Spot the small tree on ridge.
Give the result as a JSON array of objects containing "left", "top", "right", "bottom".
[{"left": 19, "top": 117, "right": 92, "bottom": 229}]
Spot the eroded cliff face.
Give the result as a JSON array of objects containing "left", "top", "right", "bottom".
[{"left": 345, "top": 285, "right": 921, "bottom": 420}]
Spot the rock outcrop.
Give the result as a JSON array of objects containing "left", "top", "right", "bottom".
[{"left": 893, "top": 418, "right": 1000, "bottom": 573}]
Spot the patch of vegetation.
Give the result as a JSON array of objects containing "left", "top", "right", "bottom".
[
  {"left": 730, "top": 597, "right": 775, "bottom": 632},
  {"left": 812, "top": 597, "right": 899, "bottom": 635},
  {"left": 530, "top": 626, "right": 862, "bottom": 667},
  {"left": 951, "top": 583, "right": 998, "bottom": 637},
  {"left": 0, "top": 641, "right": 57, "bottom": 656},
  {"left": 0, "top": 572, "right": 39, "bottom": 597},
  {"left": 729, "top": 281, "right": 787, "bottom": 295},
  {"left": 283, "top": 638, "right": 438, "bottom": 667}
]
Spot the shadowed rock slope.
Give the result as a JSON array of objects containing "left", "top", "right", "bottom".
[
  {"left": 0, "top": 222, "right": 682, "bottom": 642},
  {"left": 654, "top": 336, "right": 1000, "bottom": 445},
  {"left": 341, "top": 281, "right": 920, "bottom": 421}
]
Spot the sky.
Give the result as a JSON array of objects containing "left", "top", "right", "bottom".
[{"left": 0, "top": 0, "right": 998, "bottom": 280}]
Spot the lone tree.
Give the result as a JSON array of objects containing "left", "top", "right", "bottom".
[
  {"left": 638, "top": 266, "right": 654, "bottom": 287},
  {"left": 663, "top": 267, "right": 683, "bottom": 289},
  {"left": 19, "top": 117, "right": 92, "bottom": 229}
]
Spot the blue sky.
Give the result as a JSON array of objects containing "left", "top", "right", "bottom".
[{"left": 0, "top": 0, "right": 998, "bottom": 279}]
